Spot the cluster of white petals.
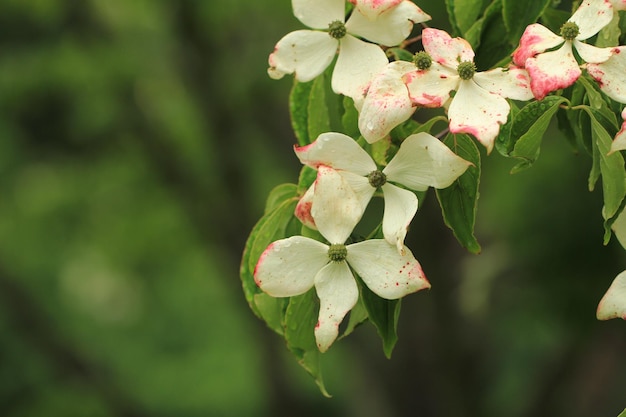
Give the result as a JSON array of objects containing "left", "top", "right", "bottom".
[
  {"left": 512, "top": 0, "right": 614, "bottom": 100},
  {"left": 268, "top": 0, "right": 430, "bottom": 99},
  {"left": 403, "top": 28, "right": 533, "bottom": 153},
  {"left": 254, "top": 165, "right": 430, "bottom": 351}
]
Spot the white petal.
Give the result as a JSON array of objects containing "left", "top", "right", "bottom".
[
  {"left": 570, "top": 0, "right": 613, "bottom": 40},
  {"left": 352, "top": 0, "right": 403, "bottom": 20},
  {"left": 587, "top": 47, "right": 626, "bottom": 103},
  {"left": 254, "top": 236, "right": 329, "bottom": 297},
  {"left": 311, "top": 166, "right": 363, "bottom": 244},
  {"left": 574, "top": 40, "right": 613, "bottom": 64},
  {"left": 473, "top": 67, "right": 534, "bottom": 101},
  {"left": 448, "top": 80, "right": 510, "bottom": 153},
  {"left": 333, "top": 35, "right": 388, "bottom": 99},
  {"left": 268, "top": 30, "right": 338, "bottom": 82},
  {"left": 512, "top": 24, "right": 563, "bottom": 66},
  {"left": 524, "top": 42, "right": 581, "bottom": 100},
  {"left": 610, "top": 108, "right": 626, "bottom": 153},
  {"left": 358, "top": 61, "right": 417, "bottom": 143},
  {"left": 347, "top": 239, "right": 430, "bottom": 299},
  {"left": 338, "top": 170, "right": 376, "bottom": 214},
  {"left": 381, "top": 183, "right": 418, "bottom": 253},
  {"left": 346, "top": 1, "right": 431, "bottom": 46},
  {"left": 295, "top": 185, "right": 317, "bottom": 229},
  {"left": 596, "top": 270, "right": 626, "bottom": 320},
  {"left": 610, "top": 196, "right": 626, "bottom": 245},
  {"left": 611, "top": 0, "right": 626, "bottom": 11},
  {"left": 294, "top": 132, "right": 376, "bottom": 175},
  {"left": 313, "top": 261, "right": 359, "bottom": 352},
  {"left": 404, "top": 63, "right": 459, "bottom": 107},
  {"left": 422, "top": 28, "right": 474, "bottom": 70},
  {"left": 292, "top": 0, "right": 345, "bottom": 29},
  {"left": 383, "top": 132, "right": 472, "bottom": 190}
]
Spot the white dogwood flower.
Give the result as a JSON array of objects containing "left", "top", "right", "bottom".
[
  {"left": 267, "top": 0, "right": 429, "bottom": 99},
  {"left": 512, "top": 0, "right": 614, "bottom": 99},
  {"left": 597, "top": 270, "right": 626, "bottom": 320},
  {"left": 294, "top": 132, "right": 471, "bottom": 252},
  {"left": 254, "top": 166, "right": 430, "bottom": 352},
  {"left": 404, "top": 28, "right": 533, "bottom": 153}
]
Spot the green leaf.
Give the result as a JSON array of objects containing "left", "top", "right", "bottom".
[
  {"left": 340, "top": 296, "right": 368, "bottom": 339},
  {"left": 307, "top": 74, "right": 332, "bottom": 142},
  {"left": 449, "top": 0, "right": 485, "bottom": 35},
  {"left": 265, "top": 183, "right": 298, "bottom": 214},
  {"left": 502, "top": 0, "right": 550, "bottom": 45},
  {"left": 253, "top": 293, "right": 288, "bottom": 335},
  {"left": 539, "top": 8, "right": 570, "bottom": 34},
  {"left": 508, "top": 96, "right": 568, "bottom": 172},
  {"left": 586, "top": 108, "right": 626, "bottom": 221},
  {"left": 284, "top": 290, "right": 330, "bottom": 397},
  {"left": 359, "top": 279, "right": 401, "bottom": 358},
  {"left": 596, "top": 11, "right": 621, "bottom": 47},
  {"left": 436, "top": 134, "right": 482, "bottom": 254},
  {"left": 464, "top": 0, "right": 502, "bottom": 49},
  {"left": 495, "top": 100, "right": 519, "bottom": 156},
  {"left": 341, "top": 96, "right": 360, "bottom": 138},
  {"left": 386, "top": 47, "right": 415, "bottom": 62},
  {"left": 616, "top": 408, "right": 626, "bottom": 417},
  {"left": 444, "top": 0, "right": 461, "bottom": 35},
  {"left": 297, "top": 165, "right": 318, "bottom": 194},
  {"left": 289, "top": 79, "right": 314, "bottom": 146}
]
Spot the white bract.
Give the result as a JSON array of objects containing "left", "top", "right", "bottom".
[
  {"left": 267, "top": 0, "right": 430, "bottom": 99},
  {"left": 512, "top": 0, "right": 614, "bottom": 100},
  {"left": 294, "top": 132, "right": 471, "bottom": 252},
  {"left": 403, "top": 28, "right": 533, "bottom": 153},
  {"left": 597, "top": 270, "right": 626, "bottom": 320},
  {"left": 586, "top": 46, "right": 626, "bottom": 106},
  {"left": 254, "top": 166, "right": 430, "bottom": 352},
  {"left": 609, "top": 108, "right": 626, "bottom": 154}
]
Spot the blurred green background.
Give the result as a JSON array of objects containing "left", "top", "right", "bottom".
[{"left": 0, "top": 1, "right": 625, "bottom": 416}]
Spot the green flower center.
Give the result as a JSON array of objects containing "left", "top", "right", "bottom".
[
  {"left": 560, "top": 21, "right": 579, "bottom": 41},
  {"left": 368, "top": 170, "right": 387, "bottom": 188},
  {"left": 328, "top": 244, "right": 348, "bottom": 262},
  {"left": 328, "top": 20, "right": 346, "bottom": 39},
  {"left": 457, "top": 60, "right": 476, "bottom": 80},
  {"left": 413, "top": 51, "right": 432, "bottom": 70}
]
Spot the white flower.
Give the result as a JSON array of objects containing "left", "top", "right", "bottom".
[
  {"left": 267, "top": 0, "right": 429, "bottom": 99},
  {"left": 254, "top": 166, "right": 430, "bottom": 352},
  {"left": 512, "top": 0, "right": 614, "bottom": 100},
  {"left": 611, "top": 0, "right": 626, "bottom": 10},
  {"left": 357, "top": 60, "right": 417, "bottom": 143},
  {"left": 403, "top": 28, "right": 533, "bottom": 153},
  {"left": 608, "top": 108, "right": 626, "bottom": 154},
  {"left": 294, "top": 132, "right": 471, "bottom": 252},
  {"left": 597, "top": 270, "right": 626, "bottom": 320},
  {"left": 586, "top": 46, "right": 626, "bottom": 105}
]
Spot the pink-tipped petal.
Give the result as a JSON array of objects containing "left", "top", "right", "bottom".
[
  {"left": 586, "top": 47, "right": 626, "bottom": 103},
  {"left": 383, "top": 132, "right": 472, "bottom": 190},
  {"left": 347, "top": 239, "right": 430, "bottom": 299},
  {"left": 352, "top": 0, "right": 403, "bottom": 20},
  {"left": 380, "top": 183, "right": 418, "bottom": 253},
  {"left": 346, "top": 1, "right": 430, "bottom": 46},
  {"left": 295, "top": 185, "right": 317, "bottom": 229},
  {"left": 333, "top": 35, "right": 388, "bottom": 99},
  {"left": 610, "top": 108, "right": 626, "bottom": 154},
  {"left": 254, "top": 236, "right": 329, "bottom": 297},
  {"left": 268, "top": 30, "right": 338, "bottom": 82},
  {"left": 294, "top": 132, "right": 376, "bottom": 175},
  {"left": 358, "top": 61, "right": 417, "bottom": 143},
  {"left": 422, "top": 28, "right": 475, "bottom": 69},
  {"left": 311, "top": 166, "right": 363, "bottom": 244},
  {"left": 292, "top": 0, "right": 345, "bottom": 29},
  {"left": 512, "top": 24, "right": 563, "bottom": 66},
  {"left": 313, "top": 261, "right": 359, "bottom": 352},
  {"left": 596, "top": 270, "right": 626, "bottom": 320},
  {"left": 569, "top": 0, "right": 613, "bottom": 41},
  {"left": 525, "top": 42, "right": 581, "bottom": 100},
  {"left": 404, "top": 63, "right": 459, "bottom": 108},
  {"left": 448, "top": 80, "right": 510, "bottom": 153},
  {"left": 473, "top": 67, "right": 534, "bottom": 101}
]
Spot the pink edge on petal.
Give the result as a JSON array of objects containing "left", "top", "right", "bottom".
[
  {"left": 253, "top": 241, "right": 277, "bottom": 287},
  {"left": 293, "top": 143, "right": 324, "bottom": 168},
  {"left": 295, "top": 198, "right": 315, "bottom": 228},
  {"left": 527, "top": 61, "right": 581, "bottom": 100}
]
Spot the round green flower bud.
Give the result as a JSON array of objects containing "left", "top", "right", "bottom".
[
  {"left": 413, "top": 51, "right": 432, "bottom": 70},
  {"left": 368, "top": 170, "right": 387, "bottom": 188},
  {"left": 328, "top": 244, "right": 348, "bottom": 262},
  {"left": 457, "top": 60, "right": 476, "bottom": 80},
  {"left": 328, "top": 20, "right": 347, "bottom": 39},
  {"left": 560, "top": 21, "right": 579, "bottom": 41}
]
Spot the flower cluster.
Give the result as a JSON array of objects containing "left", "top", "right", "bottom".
[{"left": 252, "top": 0, "right": 626, "bottom": 355}]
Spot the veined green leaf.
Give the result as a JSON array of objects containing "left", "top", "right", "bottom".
[
  {"left": 308, "top": 73, "right": 332, "bottom": 142},
  {"left": 436, "top": 134, "right": 482, "bottom": 254},
  {"left": 340, "top": 296, "right": 368, "bottom": 340},
  {"left": 289, "top": 79, "right": 314, "bottom": 146},
  {"left": 265, "top": 183, "right": 298, "bottom": 214},
  {"left": 464, "top": 0, "right": 502, "bottom": 49},
  {"left": 502, "top": 0, "right": 551, "bottom": 45},
  {"left": 284, "top": 290, "right": 330, "bottom": 397},
  {"left": 450, "top": 0, "right": 484, "bottom": 35},
  {"left": 341, "top": 96, "right": 360, "bottom": 138},
  {"left": 359, "top": 278, "right": 401, "bottom": 358}
]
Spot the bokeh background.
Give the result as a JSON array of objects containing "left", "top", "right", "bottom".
[{"left": 0, "top": 1, "right": 625, "bottom": 416}]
